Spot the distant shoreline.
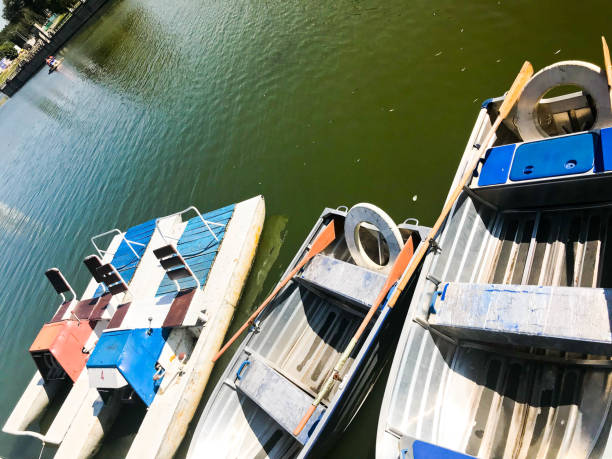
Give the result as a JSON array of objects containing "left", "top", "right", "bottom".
[{"left": 0, "top": 0, "right": 112, "bottom": 97}]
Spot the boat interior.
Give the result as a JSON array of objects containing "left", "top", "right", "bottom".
[
  {"left": 190, "top": 210, "right": 426, "bottom": 458},
  {"left": 380, "top": 90, "right": 612, "bottom": 458}
]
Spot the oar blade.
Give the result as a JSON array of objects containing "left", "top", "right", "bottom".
[
  {"left": 497, "top": 60, "right": 533, "bottom": 120},
  {"left": 603, "top": 36, "right": 612, "bottom": 89},
  {"left": 386, "top": 234, "right": 416, "bottom": 290},
  {"left": 370, "top": 233, "right": 416, "bottom": 311},
  {"left": 306, "top": 219, "right": 336, "bottom": 259}
]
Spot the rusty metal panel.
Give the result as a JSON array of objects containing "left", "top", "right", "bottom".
[
  {"left": 107, "top": 302, "right": 131, "bottom": 329},
  {"left": 89, "top": 293, "right": 113, "bottom": 321},
  {"left": 162, "top": 288, "right": 196, "bottom": 327},
  {"left": 50, "top": 301, "right": 72, "bottom": 323},
  {"left": 72, "top": 297, "right": 100, "bottom": 320}
]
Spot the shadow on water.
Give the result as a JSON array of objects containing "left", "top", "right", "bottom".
[{"left": 94, "top": 398, "right": 147, "bottom": 459}]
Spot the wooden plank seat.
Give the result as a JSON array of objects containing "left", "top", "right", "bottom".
[
  {"left": 233, "top": 350, "right": 325, "bottom": 445},
  {"left": 297, "top": 254, "right": 387, "bottom": 310},
  {"left": 50, "top": 301, "right": 72, "bottom": 322},
  {"left": 70, "top": 294, "right": 113, "bottom": 322},
  {"left": 49, "top": 294, "right": 113, "bottom": 323},
  {"left": 428, "top": 282, "right": 612, "bottom": 355}
]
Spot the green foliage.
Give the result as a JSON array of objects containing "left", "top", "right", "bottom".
[
  {"left": 0, "top": 0, "right": 73, "bottom": 47},
  {"left": 0, "top": 41, "right": 18, "bottom": 59}
]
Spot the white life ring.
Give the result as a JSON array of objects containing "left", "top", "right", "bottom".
[
  {"left": 344, "top": 203, "right": 403, "bottom": 271},
  {"left": 515, "top": 60, "right": 612, "bottom": 141}
]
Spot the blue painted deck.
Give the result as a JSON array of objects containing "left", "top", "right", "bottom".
[
  {"left": 94, "top": 219, "right": 156, "bottom": 297},
  {"left": 155, "top": 204, "right": 235, "bottom": 296}
]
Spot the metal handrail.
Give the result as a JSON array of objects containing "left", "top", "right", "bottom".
[
  {"left": 60, "top": 283, "right": 76, "bottom": 304},
  {"left": 178, "top": 251, "right": 201, "bottom": 291},
  {"left": 155, "top": 206, "right": 223, "bottom": 292},
  {"left": 160, "top": 249, "right": 201, "bottom": 292},
  {"left": 91, "top": 229, "right": 142, "bottom": 262},
  {"left": 155, "top": 206, "right": 224, "bottom": 246}
]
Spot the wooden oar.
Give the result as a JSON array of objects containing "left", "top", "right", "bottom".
[
  {"left": 212, "top": 220, "right": 337, "bottom": 362},
  {"left": 602, "top": 36, "right": 612, "bottom": 105},
  {"left": 293, "top": 60, "right": 533, "bottom": 436}
]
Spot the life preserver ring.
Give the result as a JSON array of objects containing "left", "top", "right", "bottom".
[
  {"left": 515, "top": 60, "right": 612, "bottom": 141},
  {"left": 344, "top": 203, "right": 403, "bottom": 271}
]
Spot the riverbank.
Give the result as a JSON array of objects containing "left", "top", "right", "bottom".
[{"left": 0, "top": 0, "right": 112, "bottom": 97}]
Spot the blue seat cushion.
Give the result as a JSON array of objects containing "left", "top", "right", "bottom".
[
  {"left": 478, "top": 144, "right": 516, "bottom": 186},
  {"left": 408, "top": 441, "right": 475, "bottom": 459},
  {"left": 509, "top": 133, "right": 595, "bottom": 181}
]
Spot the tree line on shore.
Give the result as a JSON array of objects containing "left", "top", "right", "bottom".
[{"left": 0, "top": 0, "right": 72, "bottom": 60}]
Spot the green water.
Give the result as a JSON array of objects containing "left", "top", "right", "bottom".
[{"left": 0, "top": 0, "right": 610, "bottom": 457}]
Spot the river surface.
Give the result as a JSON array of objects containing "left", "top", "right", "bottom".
[{"left": 0, "top": 1, "right": 610, "bottom": 457}]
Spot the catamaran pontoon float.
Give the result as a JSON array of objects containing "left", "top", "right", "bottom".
[
  {"left": 187, "top": 203, "right": 429, "bottom": 458},
  {"left": 56, "top": 195, "right": 264, "bottom": 458},
  {"left": 378, "top": 52, "right": 612, "bottom": 458}
]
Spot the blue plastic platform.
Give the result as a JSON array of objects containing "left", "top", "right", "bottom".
[
  {"left": 87, "top": 328, "right": 169, "bottom": 405},
  {"left": 478, "top": 144, "right": 516, "bottom": 186},
  {"left": 94, "top": 219, "right": 156, "bottom": 297},
  {"left": 472, "top": 128, "right": 612, "bottom": 209},
  {"left": 600, "top": 127, "right": 612, "bottom": 171},
  {"left": 155, "top": 204, "right": 235, "bottom": 296},
  {"left": 509, "top": 132, "right": 595, "bottom": 181},
  {"left": 407, "top": 441, "right": 475, "bottom": 459}
]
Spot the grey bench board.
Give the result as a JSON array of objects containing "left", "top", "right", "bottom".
[
  {"left": 428, "top": 282, "right": 612, "bottom": 355},
  {"left": 234, "top": 352, "right": 325, "bottom": 445},
  {"left": 298, "top": 254, "right": 387, "bottom": 309}
]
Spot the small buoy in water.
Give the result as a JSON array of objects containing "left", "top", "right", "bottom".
[{"left": 412, "top": 195, "right": 418, "bottom": 201}]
